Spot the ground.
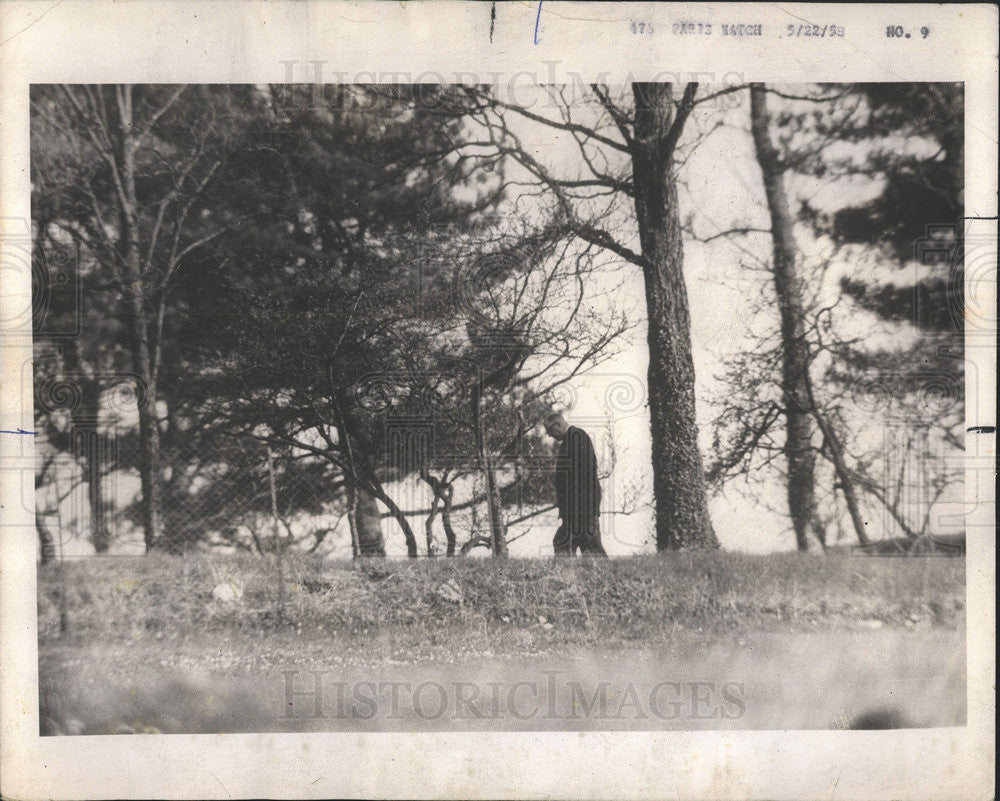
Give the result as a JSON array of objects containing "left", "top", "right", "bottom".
[{"left": 37, "top": 550, "right": 966, "bottom": 734}]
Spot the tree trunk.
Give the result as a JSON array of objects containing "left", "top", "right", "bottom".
[
  {"left": 113, "top": 85, "right": 163, "bottom": 552},
  {"left": 62, "top": 342, "right": 113, "bottom": 553},
  {"left": 130, "top": 324, "right": 163, "bottom": 552},
  {"left": 424, "top": 494, "right": 440, "bottom": 557},
  {"left": 749, "top": 83, "right": 824, "bottom": 552},
  {"left": 351, "top": 482, "right": 388, "bottom": 557},
  {"left": 266, "top": 446, "right": 286, "bottom": 615},
  {"left": 128, "top": 244, "right": 164, "bottom": 550},
  {"left": 37, "top": 520, "right": 57, "bottom": 565},
  {"left": 630, "top": 83, "right": 717, "bottom": 550},
  {"left": 330, "top": 403, "right": 362, "bottom": 560},
  {"left": 805, "top": 388, "right": 872, "bottom": 547},
  {"left": 441, "top": 482, "right": 457, "bottom": 557},
  {"left": 820, "top": 425, "right": 871, "bottom": 547},
  {"left": 333, "top": 393, "right": 399, "bottom": 557},
  {"left": 856, "top": 477, "right": 920, "bottom": 539},
  {"left": 482, "top": 457, "right": 508, "bottom": 556},
  {"left": 342, "top": 480, "right": 360, "bottom": 558},
  {"left": 420, "top": 472, "right": 459, "bottom": 556},
  {"left": 470, "top": 388, "right": 507, "bottom": 556},
  {"left": 367, "top": 480, "right": 418, "bottom": 557},
  {"left": 73, "top": 423, "right": 113, "bottom": 553}
]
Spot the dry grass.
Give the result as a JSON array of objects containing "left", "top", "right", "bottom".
[
  {"left": 37, "top": 551, "right": 966, "bottom": 735},
  {"left": 37, "top": 550, "right": 965, "bottom": 651}
]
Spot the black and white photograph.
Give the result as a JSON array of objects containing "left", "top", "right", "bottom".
[{"left": 1, "top": 3, "right": 995, "bottom": 799}]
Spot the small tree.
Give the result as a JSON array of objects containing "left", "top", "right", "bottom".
[
  {"left": 31, "top": 84, "right": 256, "bottom": 551},
  {"left": 357, "top": 216, "right": 633, "bottom": 557}
]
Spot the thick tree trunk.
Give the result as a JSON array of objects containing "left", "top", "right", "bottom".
[
  {"left": 630, "top": 83, "right": 717, "bottom": 550},
  {"left": 37, "top": 520, "right": 57, "bottom": 565},
  {"left": 334, "top": 395, "right": 403, "bottom": 557},
  {"left": 352, "top": 482, "right": 388, "bottom": 557},
  {"left": 342, "top": 476, "right": 392, "bottom": 557},
  {"left": 419, "top": 473, "right": 442, "bottom": 556},
  {"left": 749, "top": 83, "right": 824, "bottom": 552}
]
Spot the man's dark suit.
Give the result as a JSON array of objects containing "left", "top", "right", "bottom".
[{"left": 553, "top": 426, "right": 607, "bottom": 556}]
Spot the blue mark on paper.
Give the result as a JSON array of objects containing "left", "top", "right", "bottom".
[
  {"left": 534, "top": 0, "right": 543, "bottom": 44},
  {"left": 1, "top": 428, "right": 37, "bottom": 435}
]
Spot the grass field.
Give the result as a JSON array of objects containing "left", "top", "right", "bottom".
[{"left": 37, "top": 550, "right": 966, "bottom": 734}]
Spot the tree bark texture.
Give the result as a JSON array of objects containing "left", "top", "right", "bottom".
[
  {"left": 631, "top": 83, "right": 718, "bottom": 550},
  {"left": 352, "top": 482, "right": 388, "bottom": 557}
]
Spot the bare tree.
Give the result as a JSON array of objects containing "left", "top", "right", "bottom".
[
  {"left": 704, "top": 86, "right": 961, "bottom": 549},
  {"left": 32, "top": 85, "right": 252, "bottom": 551},
  {"left": 448, "top": 84, "right": 741, "bottom": 549},
  {"left": 380, "top": 218, "right": 632, "bottom": 556},
  {"left": 748, "top": 83, "right": 825, "bottom": 551}
]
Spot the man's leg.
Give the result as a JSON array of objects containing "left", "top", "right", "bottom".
[
  {"left": 578, "top": 517, "right": 608, "bottom": 557},
  {"left": 553, "top": 523, "right": 574, "bottom": 556}
]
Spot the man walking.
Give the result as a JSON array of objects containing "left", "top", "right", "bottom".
[{"left": 543, "top": 412, "right": 608, "bottom": 556}]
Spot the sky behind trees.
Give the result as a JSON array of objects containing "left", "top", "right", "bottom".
[{"left": 32, "top": 83, "right": 965, "bottom": 558}]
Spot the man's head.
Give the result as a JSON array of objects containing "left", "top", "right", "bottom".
[{"left": 543, "top": 411, "right": 570, "bottom": 441}]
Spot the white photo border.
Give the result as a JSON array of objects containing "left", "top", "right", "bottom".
[{"left": 1, "top": 2, "right": 995, "bottom": 799}]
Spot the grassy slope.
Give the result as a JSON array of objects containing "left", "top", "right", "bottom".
[
  {"left": 38, "top": 550, "right": 965, "bottom": 652},
  {"left": 37, "top": 552, "right": 967, "bottom": 734}
]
